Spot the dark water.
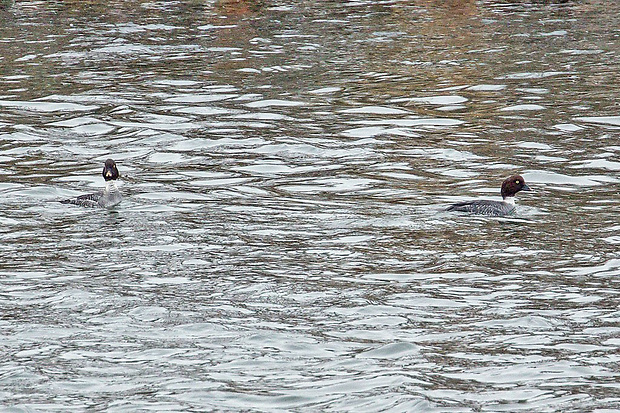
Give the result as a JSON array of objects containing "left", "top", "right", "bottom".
[{"left": 1, "top": 1, "right": 620, "bottom": 411}]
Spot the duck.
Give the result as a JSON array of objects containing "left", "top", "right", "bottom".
[
  {"left": 447, "top": 175, "right": 530, "bottom": 216},
  {"left": 61, "top": 159, "right": 122, "bottom": 208}
]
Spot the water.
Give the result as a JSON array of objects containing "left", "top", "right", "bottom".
[{"left": 1, "top": 1, "right": 620, "bottom": 411}]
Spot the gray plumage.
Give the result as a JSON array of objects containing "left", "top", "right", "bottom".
[{"left": 447, "top": 199, "right": 515, "bottom": 216}]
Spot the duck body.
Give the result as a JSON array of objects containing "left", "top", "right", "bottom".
[{"left": 447, "top": 198, "right": 516, "bottom": 217}]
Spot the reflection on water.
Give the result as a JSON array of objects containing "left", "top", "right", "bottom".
[{"left": 1, "top": 0, "right": 620, "bottom": 411}]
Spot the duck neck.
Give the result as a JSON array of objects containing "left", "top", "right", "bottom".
[{"left": 104, "top": 180, "right": 118, "bottom": 195}]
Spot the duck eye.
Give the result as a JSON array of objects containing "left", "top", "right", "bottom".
[{"left": 515, "top": 180, "right": 520, "bottom": 184}]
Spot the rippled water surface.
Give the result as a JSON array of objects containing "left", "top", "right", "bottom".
[{"left": 1, "top": 0, "right": 620, "bottom": 411}]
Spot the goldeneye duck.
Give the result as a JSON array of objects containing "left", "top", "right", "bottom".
[
  {"left": 61, "top": 159, "right": 123, "bottom": 208},
  {"left": 447, "top": 175, "right": 531, "bottom": 216}
]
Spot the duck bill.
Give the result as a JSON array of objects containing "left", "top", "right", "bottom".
[{"left": 522, "top": 183, "right": 531, "bottom": 191}]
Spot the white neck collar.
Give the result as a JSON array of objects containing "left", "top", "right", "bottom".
[{"left": 104, "top": 180, "right": 118, "bottom": 193}]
